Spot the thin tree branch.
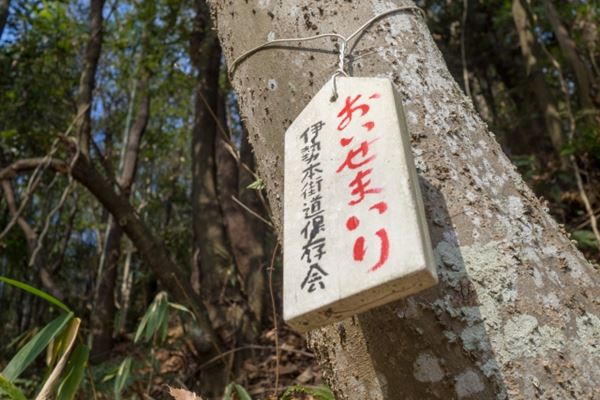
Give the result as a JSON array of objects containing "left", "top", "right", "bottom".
[
  {"left": 268, "top": 242, "right": 280, "bottom": 397},
  {"left": 0, "top": 153, "right": 225, "bottom": 350},
  {"left": 230, "top": 195, "right": 274, "bottom": 229},
  {"left": 461, "top": 0, "right": 472, "bottom": 99}
]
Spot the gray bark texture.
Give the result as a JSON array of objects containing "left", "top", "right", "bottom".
[{"left": 208, "top": 1, "right": 600, "bottom": 399}]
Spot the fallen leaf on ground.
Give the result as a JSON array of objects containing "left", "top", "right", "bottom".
[{"left": 168, "top": 386, "right": 203, "bottom": 400}]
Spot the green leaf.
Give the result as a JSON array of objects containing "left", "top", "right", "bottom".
[
  {"left": 246, "top": 178, "right": 265, "bottom": 190},
  {"left": 2, "top": 313, "right": 73, "bottom": 381},
  {"left": 224, "top": 383, "right": 252, "bottom": 400},
  {"left": 233, "top": 384, "right": 252, "bottom": 400},
  {"left": 143, "top": 300, "right": 160, "bottom": 343},
  {"left": 135, "top": 292, "right": 169, "bottom": 343},
  {"left": 156, "top": 294, "right": 169, "bottom": 343},
  {"left": 281, "top": 385, "right": 335, "bottom": 400},
  {"left": 56, "top": 344, "right": 89, "bottom": 400},
  {"left": 133, "top": 310, "right": 150, "bottom": 344},
  {"left": 0, "top": 374, "right": 27, "bottom": 400},
  {"left": 114, "top": 357, "right": 132, "bottom": 400},
  {"left": 0, "top": 276, "right": 71, "bottom": 313},
  {"left": 572, "top": 230, "right": 599, "bottom": 249},
  {"left": 168, "top": 302, "right": 192, "bottom": 315}
]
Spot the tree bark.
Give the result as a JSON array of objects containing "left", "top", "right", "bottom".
[{"left": 208, "top": 1, "right": 600, "bottom": 398}]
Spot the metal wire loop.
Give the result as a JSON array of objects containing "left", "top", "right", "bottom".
[{"left": 227, "top": 5, "right": 425, "bottom": 81}]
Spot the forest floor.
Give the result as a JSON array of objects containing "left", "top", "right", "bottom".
[{"left": 101, "top": 321, "right": 321, "bottom": 399}]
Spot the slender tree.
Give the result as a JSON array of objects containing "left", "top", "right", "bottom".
[{"left": 512, "top": 0, "right": 566, "bottom": 166}]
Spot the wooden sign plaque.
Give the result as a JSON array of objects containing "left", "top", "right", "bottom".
[{"left": 283, "top": 77, "right": 437, "bottom": 331}]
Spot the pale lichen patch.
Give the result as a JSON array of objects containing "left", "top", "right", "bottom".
[
  {"left": 500, "top": 314, "right": 565, "bottom": 364},
  {"left": 541, "top": 292, "right": 560, "bottom": 309},
  {"left": 507, "top": 196, "right": 524, "bottom": 217},
  {"left": 576, "top": 313, "right": 600, "bottom": 357},
  {"left": 461, "top": 324, "right": 490, "bottom": 352},
  {"left": 413, "top": 352, "right": 444, "bottom": 383},
  {"left": 455, "top": 369, "right": 485, "bottom": 398}
]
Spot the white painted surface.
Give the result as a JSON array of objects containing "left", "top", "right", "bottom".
[{"left": 283, "top": 77, "right": 437, "bottom": 331}]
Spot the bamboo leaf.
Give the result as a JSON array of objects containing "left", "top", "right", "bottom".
[
  {"left": 233, "top": 384, "right": 252, "bottom": 400},
  {"left": 133, "top": 310, "right": 150, "bottom": 343},
  {"left": 224, "top": 383, "right": 252, "bottom": 400},
  {"left": 137, "top": 292, "right": 168, "bottom": 343},
  {"left": 36, "top": 318, "right": 81, "bottom": 400},
  {"left": 157, "top": 294, "right": 169, "bottom": 343},
  {"left": 169, "top": 302, "right": 197, "bottom": 322},
  {"left": 144, "top": 302, "right": 158, "bottom": 343},
  {"left": 168, "top": 302, "right": 192, "bottom": 314},
  {"left": 2, "top": 313, "right": 73, "bottom": 381},
  {"left": 55, "top": 344, "right": 89, "bottom": 400},
  {"left": 0, "top": 276, "right": 71, "bottom": 313},
  {"left": 0, "top": 374, "right": 27, "bottom": 400},
  {"left": 114, "top": 357, "right": 132, "bottom": 400}
]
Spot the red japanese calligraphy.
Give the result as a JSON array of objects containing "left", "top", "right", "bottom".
[
  {"left": 345, "top": 210, "right": 390, "bottom": 272},
  {"left": 348, "top": 168, "right": 382, "bottom": 206},
  {"left": 336, "top": 91, "right": 390, "bottom": 272},
  {"left": 336, "top": 139, "right": 378, "bottom": 173},
  {"left": 337, "top": 94, "right": 370, "bottom": 131}
]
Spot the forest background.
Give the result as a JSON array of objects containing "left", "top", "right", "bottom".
[{"left": 0, "top": 0, "right": 598, "bottom": 399}]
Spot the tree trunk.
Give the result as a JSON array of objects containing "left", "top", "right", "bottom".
[
  {"left": 189, "top": 1, "right": 239, "bottom": 394},
  {"left": 91, "top": 65, "right": 151, "bottom": 361},
  {"left": 0, "top": 0, "right": 9, "bottom": 40},
  {"left": 190, "top": 0, "right": 228, "bottom": 323},
  {"left": 542, "top": 0, "right": 597, "bottom": 111},
  {"left": 208, "top": 1, "right": 600, "bottom": 398},
  {"left": 215, "top": 88, "right": 266, "bottom": 339},
  {"left": 238, "top": 127, "right": 268, "bottom": 325},
  {"left": 75, "top": 0, "right": 104, "bottom": 157},
  {"left": 512, "top": 0, "right": 567, "bottom": 167}
]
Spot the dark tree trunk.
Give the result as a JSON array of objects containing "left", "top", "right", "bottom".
[
  {"left": 512, "top": 0, "right": 566, "bottom": 167},
  {"left": 189, "top": 1, "right": 238, "bottom": 395},
  {"left": 238, "top": 128, "right": 268, "bottom": 327},
  {"left": 542, "top": 0, "right": 597, "bottom": 110},
  {"left": 0, "top": 0, "right": 9, "bottom": 40},
  {"left": 215, "top": 89, "right": 266, "bottom": 340},
  {"left": 75, "top": 0, "right": 104, "bottom": 157},
  {"left": 91, "top": 69, "right": 151, "bottom": 360}
]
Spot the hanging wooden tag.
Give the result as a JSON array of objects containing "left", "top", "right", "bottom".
[{"left": 283, "top": 77, "right": 438, "bottom": 331}]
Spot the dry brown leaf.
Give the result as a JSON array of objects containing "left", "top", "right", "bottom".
[
  {"left": 296, "top": 367, "right": 315, "bottom": 384},
  {"left": 168, "top": 386, "right": 203, "bottom": 400},
  {"left": 278, "top": 363, "right": 299, "bottom": 375}
]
